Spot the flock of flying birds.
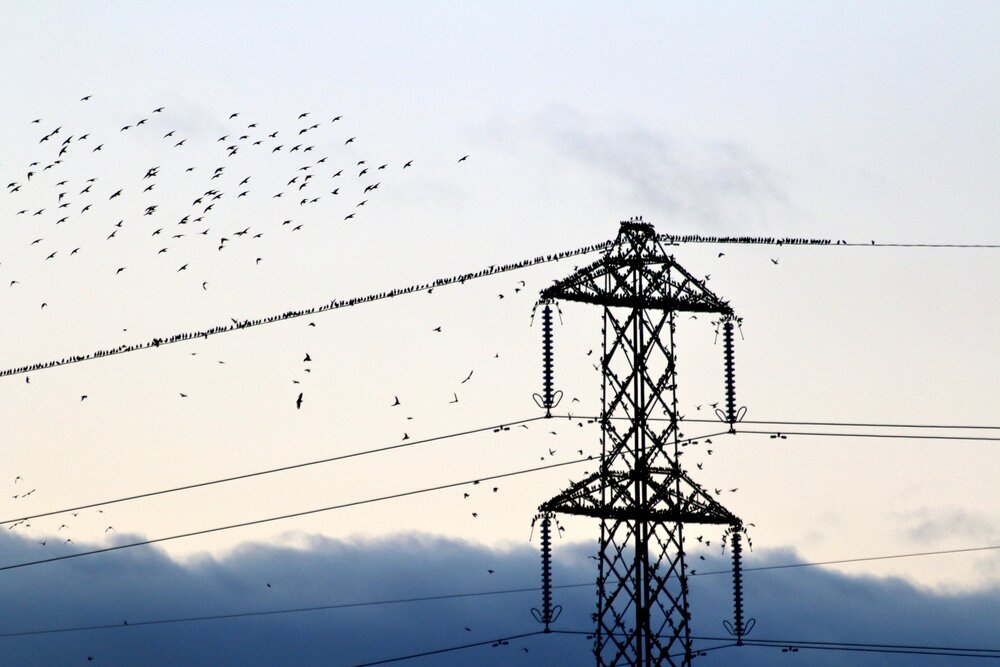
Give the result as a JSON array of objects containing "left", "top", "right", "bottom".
[
  {"left": 1, "top": 95, "right": 470, "bottom": 304},
  {"left": 5, "top": 475, "right": 117, "bottom": 551}
]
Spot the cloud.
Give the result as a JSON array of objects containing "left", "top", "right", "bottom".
[
  {"left": 0, "top": 531, "right": 996, "bottom": 665},
  {"left": 526, "top": 106, "right": 788, "bottom": 228},
  {"left": 901, "top": 507, "right": 999, "bottom": 543}
]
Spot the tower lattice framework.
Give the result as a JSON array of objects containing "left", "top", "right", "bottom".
[{"left": 539, "top": 220, "right": 742, "bottom": 666}]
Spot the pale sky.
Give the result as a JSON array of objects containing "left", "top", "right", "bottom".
[{"left": 0, "top": 2, "right": 999, "bottom": 663}]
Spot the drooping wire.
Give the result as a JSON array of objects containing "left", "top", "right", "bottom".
[
  {"left": 0, "top": 457, "right": 592, "bottom": 573},
  {"left": 557, "top": 629, "right": 1000, "bottom": 660},
  {"left": 0, "top": 415, "right": 546, "bottom": 527},
  {"left": 0, "top": 430, "right": 721, "bottom": 573},
  {"left": 350, "top": 630, "right": 548, "bottom": 666},
  {"left": 673, "top": 417, "right": 1000, "bottom": 431}
]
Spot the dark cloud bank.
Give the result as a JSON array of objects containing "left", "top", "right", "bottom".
[{"left": 0, "top": 531, "right": 996, "bottom": 665}]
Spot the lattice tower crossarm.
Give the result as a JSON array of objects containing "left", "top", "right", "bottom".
[{"left": 537, "top": 219, "right": 742, "bottom": 667}]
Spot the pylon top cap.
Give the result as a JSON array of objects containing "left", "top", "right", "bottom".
[
  {"left": 540, "top": 220, "right": 734, "bottom": 314},
  {"left": 618, "top": 219, "right": 655, "bottom": 235}
]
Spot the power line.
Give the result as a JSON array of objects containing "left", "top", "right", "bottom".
[
  {"left": 736, "top": 428, "right": 1000, "bottom": 443},
  {"left": 609, "top": 414, "right": 1000, "bottom": 441},
  {"left": 350, "top": 630, "right": 546, "bottom": 667},
  {"left": 729, "top": 544, "right": 1000, "bottom": 575},
  {"left": 1, "top": 541, "right": 996, "bottom": 639},
  {"left": 3, "top": 231, "right": 991, "bottom": 382},
  {"left": 659, "top": 233, "right": 1000, "bottom": 249},
  {"left": 0, "top": 428, "right": 726, "bottom": 572},
  {"left": 0, "top": 585, "right": 548, "bottom": 639},
  {"left": 0, "top": 427, "right": 722, "bottom": 572},
  {"left": 595, "top": 415, "right": 1000, "bottom": 441},
  {"left": 10, "top": 230, "right": 993, "bottom": 381},
  {"left": 0, "top": 238, "right": 612, "bottom": 379},
  {"left": 549, "top": 543, "right": 1000, "bottom": 581},
  {"left": 678, "top": 417, "right": 1000, "bottom": 431},
  {"left": 555, "top": 630, "right": 1000, "bottom": 660},
  {"left": 0, "top": 415, "right": 545, "bottom": 526},
  {"left": 713, "top": 635, "right": 1000, "bottom": 657},
  {"left": 549, "top": 544, "right": 1000, "bottom": 581},
  {"left": 735, "top": 638, "right": 1000, "bottom": 660},
  {"left": 0, "top": 457, "right": 594, "bottom": 573},
  {"left": 858, "top": 243, "right": 1000, "bottom": 248},
  {"left": 681, "top": 642, "right": 740, "bottom": 658},
  {"left": 356, "top": 633, "right": 750, "bottom": 667}
]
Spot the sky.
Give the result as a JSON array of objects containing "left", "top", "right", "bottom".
[{"left": 1, "top": 1, "right": 999, "bottom": 664}]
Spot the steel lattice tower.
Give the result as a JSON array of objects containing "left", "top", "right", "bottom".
[{"left": 538, "top": 220, "right": 743, "bottom": 666}]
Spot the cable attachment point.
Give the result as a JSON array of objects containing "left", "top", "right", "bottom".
[
  {"left": 530, "top": 512, "right": 562, "bottom": 631},
  {"left": 532, "top": 303, "right": 562, "bottom": 416},
  {"left": 721, "top": 522, "right": 755, "bottom": 645}
]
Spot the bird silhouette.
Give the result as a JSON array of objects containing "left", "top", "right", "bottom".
[{"left": 296, "top": 393, "right": 303, "bottom": 410}]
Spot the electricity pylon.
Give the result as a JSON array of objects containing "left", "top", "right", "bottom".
[{"left": 533, "top": 219, "right": 746, "bottom": 666}]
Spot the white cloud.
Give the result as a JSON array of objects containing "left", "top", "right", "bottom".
[{"left": 524, "top": 106, "right": 789, "bottom": 229}]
